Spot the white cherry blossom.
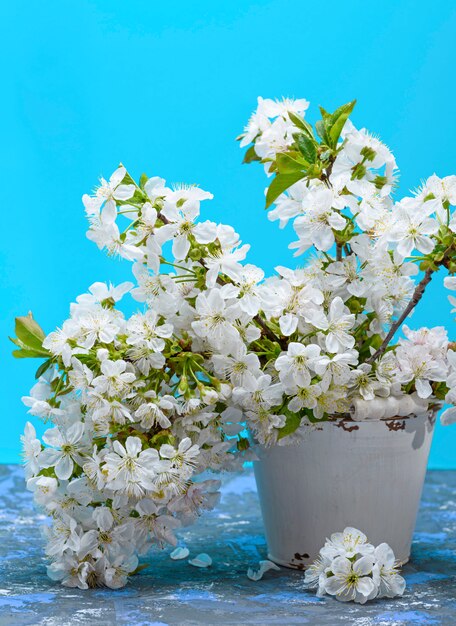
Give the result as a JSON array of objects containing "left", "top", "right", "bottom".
[
  {"left": 104, "top": 436, "right": 163, "bottom": 498},
  {"left": 306, "top": 297, "right": 356, "bottom": 353},
  {"left": 322, "top": 555, "right": 377, "bottom": 604},
  {"left": 388, "top": 197, "right": 438, "bottom": 258},
  {"left": 275, "top": 343, "right": 321, "bottom": 387},
  {"left": 191, "top": 289, "right": 240, "bottom": 350},
  {"left": 292, "top": 188, "right": 346, "bottom": 253},
  {"left": 373, "top": 543, "right": 406, "bottom": 599},
  {"left": 212, "top": 344, "right": 261, "bottom": 391},
  {"left": 39, "top": 422, "right": 87, "bottom": 480},
  {"left": 21, "top": 422, "right": 42, "bottom": 478}
]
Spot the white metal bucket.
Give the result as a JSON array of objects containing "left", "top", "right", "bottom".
[{"left": 253, "top": 412, "right": 436, "bottom": 569}]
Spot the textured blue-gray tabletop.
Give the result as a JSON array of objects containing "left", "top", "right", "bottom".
[{"left": 0, "top": 465, "right": 455, "bottom": 626}]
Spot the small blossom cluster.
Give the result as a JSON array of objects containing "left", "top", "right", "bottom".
[
  {"left": 240, "top": 96, "right": 310, "bottom": 171},
  {"left": 304, "top": 527, "right": 406, "bottom": 603},
  {"left": 13, "top": 94, "right": 456, "bottom": 589}
]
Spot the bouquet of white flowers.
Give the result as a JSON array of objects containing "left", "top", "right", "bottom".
[{"left": 12, "top": 95, "right": 456, "bottom": 589}]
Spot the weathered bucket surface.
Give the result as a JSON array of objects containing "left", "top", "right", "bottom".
[{"left": 253, "top": 412, "right": 436, "bottom": 569}]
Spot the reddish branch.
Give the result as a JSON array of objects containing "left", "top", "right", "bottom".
[
  {"left": 367, "top": 268, "right": 434, "bottom": 364},
  {"left": 253, "top": 313, "right": 284, "bottom": 345}
]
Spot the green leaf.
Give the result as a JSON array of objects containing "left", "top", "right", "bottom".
[
  {"left": 288, "top": 112, "right": 314, "bottom": 139},
  {"left": 236, "top": 436, "right": 250, "bottom": 451},
  {"left": 38, "top": 467, "right": 56, "bottom": 478},
  {"left": 150, "top": 430, "right": 174, "bottom": 448},
  {"left": 328, "top": 99, "right": 356, "bottom": 146},
  {"left": 275, "top": 153, "right": 307, "bottom": 174},
  {"left": 35, "top": 359, "right": 53, "bottom": 379},
  {"left": 301, "top": 408, "right": 326, "bottom": 424},
  {"left": 12, "top": 347, "right": 48, "bottom": 359},
  {"left": 132, "top": 563, "right": 150, "bottom": 576},
  {"left": 139, "top": 173, "right": 148, "bottom": 189},
  {"left": 329, "top": 99, "right": 356, "bottom": 125},
  {"left": 433, "top": 381, "right": 449, "bottom": 401},
  {"left": 315, "top": 119, "right": 329, "bottom": 145},
  {"left": 358, "top": 332, "right": 383, "bottom": 361},
  {"left": 14, "top": 313, "right": 46, "bottom": 351},
  {"left": 319, "top": 105, "right": 331, "bottom": 121},
  {"left": 297, "top": 135, "right": 318, "bottom": 163},
  {"left": 243, "top": 145, "right": 261, "bottom": 164},
  {"left": 277, "top": 410, "right": 301, "bottom": 440},
  {"left": 119, "top": 165, "right": 136, "bottom": 187},
  {"left": 265, "top": 172, "right": 306, "bottom": 208}
]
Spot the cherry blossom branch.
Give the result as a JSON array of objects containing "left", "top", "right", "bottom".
[
  {"left": 190, "top": 245, "right": 285, "bottom": 347},
  {"left": 157, "top": 211, "right": 170, "bottom": 224},
  {"left": 336, "top": 243, "right": 342, "bottom": 261},
  {"left": 253, "top": 313, "right": 285, "bottom": 345},
  {"left": 157, "top": 208, "right": 286, "bottom": 347},
  {"left": 367, "top": 268, "right": 434, "bottom": 364}
]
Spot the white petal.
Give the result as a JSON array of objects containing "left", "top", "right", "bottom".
[
  {"left": 55, "top": 454, "right": 74, "bottom": 480},
  {"left": 415, "top": 378, "right": 432, "bottom": 399},
  {"left": 387, "top": 574, "right": 406, "bottom": 597},
  {"left": 144, "top": 176, "right": 166, "bottom": 199},
  {"left": 324, "top": 575, "right": 345, "bottom": 596},
  {"left": 159, "top": 444, "right": 175, "bottom": 459},
  {"left": 396, "top": 238, "right": 413, "bottom": 258},
  {"left": 247, "top": 560, "right": 280, "bottom": 581},
  {"left": 113, "top": 184, "right": 136, "bottom": 200},
  {"left": 330, "top": 556, "right": 352, "bottom": 575},
  {"left": 444, "top": 276, "right": 456, "bottom": 291},
  {"left": 325, "top": 333, "right": 340, "bottom": 353},
  {"left": 194, "top": 221, "right": 217, "bottom": 244},
  {"left": 24, "top": 421, "right": 36, "bottom": 439},
  {"left": 170, "top": 547, "right": 190, "bottom": 560},
  {"left": 314, "top": 228, "right": 335, "bottom": 252},
  {"left": 67, "top": 421, "right": 84, "bottom": 444},
  {"left": 353, "top": 556, "right": 374, "bottom": 577},
  {"left": 42, "top": 427, "right": 64, "bottom": 448},
  {"left": 279, "top": 313, "right": 298, "bottom": 336},
  {"left": 101, "top": 201, "right": 117, "bottom": 225},
  {"left": 172, "top": 235, "right": 191, "bottom": 261},
  {"left": 109, "top": 166, "right": 126, "bottom": 186},
  {"left": 125, "top": 436, "right": 142, "bottom": 457},
  {"left": 440, "top": 406, "right": 456, "bottom": 425},
  {"left": 415, "top": 236, "right": 435, "bottom": 255},
  {"left": 355, "top": 576, "right": 376, "bottom": 600},
  {"left": 374, "top": 542, "right": 395, "bottom": 567},
  {"left": 38, "top": 448, "right": 61, "bottom": 468},
  {"left": 188, "top": 553, "right": 212, "bottom": 568}
]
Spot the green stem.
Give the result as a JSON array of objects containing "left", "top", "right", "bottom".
[{"left": 161, "top": 259, "right": 197, "bottom": 275}]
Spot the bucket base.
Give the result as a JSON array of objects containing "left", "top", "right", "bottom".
[{"left": 267, "top": 553, "right": 308, "bottom": 570}]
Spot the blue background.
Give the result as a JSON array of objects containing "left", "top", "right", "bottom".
[{"left": 1, "top": 0, "right": 456, "bottom": 466}]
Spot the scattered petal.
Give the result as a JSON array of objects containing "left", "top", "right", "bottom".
[
  {"left": 247, "top": 559, "right": 280, "bottom": 581},
  {"left": 188, "top": 553, "right": 212, "bottom": 568},
  {"left": 170, "top": 547, "right": 189, "bottom": 560}
]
